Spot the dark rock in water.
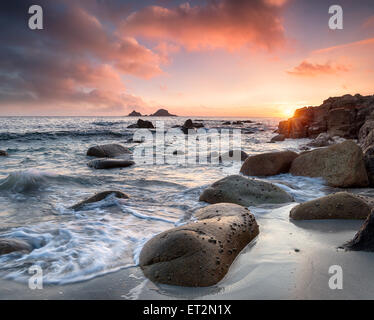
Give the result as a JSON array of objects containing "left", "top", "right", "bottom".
[
  {"left": 219, "top": 150, "right": 248, "bottom": 162},
  {"left": 182, "top": 119, "right": 204, "bottom": 129},
  {"left": 242, "top": 120, "right": 253, "bottom": 123},
  {"left": 128, "top": 110, "right": 142, "bottom": 117},
  {"left": 70, "top": 191, "right": 129, "bottom": 211},
  {"left": 172, "top": 150, "right": 185, "bottom": 155},
  {"left": 0, "top": 150, "right": 8, "bottom": 156},
  {"left": 222, "top": 121, "right": 231, "bottom": 125},
  {"left": 199, "top": 175, "right": 293, "bottom": 206},
  {"left": 127, "top": 119, "right": 155, "bottom": 129},
  {"left": 240, "top": 151, "right": 298, "bottom": 176},
  {"left": 270, "top": 134, "right": 285, "bottom": 142},
  {"left": 0, "top": 238, "right": 32, "bottom": 256},
  {"left": 290, "top": 192, "right": 372, "bottom": 220},
  {"left": 345, "top": 209, "right": 374, "bottom": 251},
  {"left": 277, "top": 94, "right": 374, "bottom": 139},
  {"left": 139, "top": 203, "right": 259, "bottom": 287},
  {"left": 232, "top": 121, "right": 243, "bottom": 125},
  {"left": 290, "top": 140, "right": 369, "bottom": 187},
  {"left": 150, "top": 109, "right": 177, "bottom": 117},
  {"left": 88, "top": 158, "right": 135, "bottom": 169},
  {"left": 87, "top": 144, "right": 131, "bottom": 158},
  {"left": 306, "top": 133, "right": 335, "bottom": 147}
]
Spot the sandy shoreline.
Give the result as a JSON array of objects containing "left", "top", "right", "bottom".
[{"left": 1, "top": 203, "right": 372, "bottom": 300}]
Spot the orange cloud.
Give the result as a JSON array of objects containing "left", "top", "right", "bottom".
[
  {"left": 122, "top": 0, "right": 287, "bottom": 52},
  {"left": 287, "top": 61, "right": 350, "bottom": 77}
]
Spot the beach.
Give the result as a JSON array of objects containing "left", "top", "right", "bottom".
[{"left": 1, "top": 116, "right": 374, "bottom": 299}]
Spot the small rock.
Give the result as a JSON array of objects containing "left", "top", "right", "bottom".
[
  {"left": 70, "top": 191, "right": 129, "bottom": 211},
  {"left": 86, "top": 144, "right": 131, "bottom": 158},
  {"left": 0, "top": 238, "right": 32, "bottom": 256},
  {"left": 88, "top": 158, "right": 135, "bottom": 169}
]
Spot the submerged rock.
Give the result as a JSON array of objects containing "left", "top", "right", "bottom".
[
  {"left": 70, "top": 191, "right": 129, "bottom": 211},
  {"left": 127, "top": 119, "right": 155, "bottom": 129},
  {"left": 219, "top": 150, "right": 248, "bottom": 162},
  {"left": 0, "top": 150, "right": 8, "bottom": 156},
  {"left": 290, "top": 140, "right": 369, "bottom": 187},
  {"left": 270, "top": 134, "right": 285, "bottom": 142},
  {"left": 0, "top": 238, "right": 32, "bottom": 256},
  {"left": 240, "top": 151, "right": 298, "bottom": 176},
  {"left": 139, "top": 203, "right": 259, "bottom": 287},
  {"left": 86, "top": 144, "right": 131, "bottom": 158},
  {"left": 88, "top": 158, "right": 135, "bottom": 169},
  {"left": 290, "top": 192, "right": 372, "bottom": 220},
  {"left": 345, "top": 210, "right": 374, "bottom": 251},
  {"left": 199, "top": 175, "right": 293, "bottom": 206}
]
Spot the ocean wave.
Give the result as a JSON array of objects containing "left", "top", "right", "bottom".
[
  {"left": 0, "top": 130, "right": 130, "bottom": 141},
  {"left": 0, "top": 169, "right": 93, "bottom": 193}
]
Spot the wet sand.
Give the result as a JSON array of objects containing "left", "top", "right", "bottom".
[{"left": 1, "top": 203, "right": 373, "bottom": 300}]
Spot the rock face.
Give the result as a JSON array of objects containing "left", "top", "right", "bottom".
[
  {"left": 127, "top": 119, "right": 155, "bottom": 129},
  {"left": 240, "top": 151, "right": 298, "bottom": 176},
  {"left": 345, "top": 210, "right": 374, "bottom": 251},
  {"left": 0, "top": 150, "right": 8, "bottom": 156},
  {"left": 199, "top": 175, "right": 293, "bottom": 206},
  {"left": 219, "top": 150, "right": 248, "bottom": 162},
  {"left": 70, "top": 191, "right": 129, "bottom": 211},
  {"left": 87, "top": 144, "right": 131, "bottom": 158},
  {"left": 139, "top": 203, "right": 259, "bottom": 287},
  {"left": 278, "top": 94, "right": 374, "bottom": 139},
  {"left": 290, "top": 192, "right": 372, "bottom": 220},
  {"left": 0, "top": 238, "right": 32, "bottom": 256},
  {"left": 270, "top": 134, "right": 285, "bottom": 142},
  {"left": 88, "top": 158, "right": 135, "bottom": 169},
  {"left": 128, "top": 110, "right": 142, "bottom": 117},
  {"left": 150, "top": 109, "right": 176, "bottom": 117},
  {"left": 358, "top": 116, "right": 374, "bottom": 186},
  {"left": 290, "top": 140, "right": 369, "bottom": 187}
]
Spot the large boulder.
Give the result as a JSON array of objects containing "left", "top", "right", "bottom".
[
  {"left": 199, "top": 175, "right": 293, "bottom": 206},
  {"left": 139, "top": 203, "right": 259, "bottom": 287},
  {"left": 86, "top": 144, "right": 131, "bottom": 158},
  {"left": 290, "top": 140, "right": 369, "bottom": 187},
  {"left": 88, "top": 158, "right": 135, "bottom": 169},
  {"left": 0, "top": 238, "right": 32, "bottom": 256},
  {"left": 290, "top": 192, "right": 372, "bottom": 220},
  {"left": 240, "top": 151, "right": 298, "bottom": 176},
  {"left": 70, "top": 191, "right": 129, "bottom": 211},
  {"left": 345, "top": 209, "right": 374, "bottom": 251}
]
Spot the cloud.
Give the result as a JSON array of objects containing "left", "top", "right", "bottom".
[
  {"left": 0, "top": 0, "right": 161, "bottom": 114},
  {"left": 122, "top": 0, "right": 288, "bottom": 51},
  {"left": 287, "top": 61, "right": 350, "bottom": 77}
]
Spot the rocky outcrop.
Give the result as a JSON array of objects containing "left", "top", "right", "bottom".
[
  {"left": 240, "top": 151, "right": 298, "bottom": 176},
  {"left": 345, "top": 209, "right": 374, "bottom": 251},
  {"left": 150, "top": 109, "right": 176, "bottom": 117},
  {"left": 87, "top": 144, "right": 131, "bottom": 158},
  {"left": 290, "top": 192, "right": 372, "bottom": 220},
  {"left": 0, "top": 238, "right": 32, "bottom": 256},
  {"left": 278, "top": 94, "right": 374, "bottom": 139},
  {"left": 0, "top": 150, "right": 8, "bottom": 156},
  {"left": 139, "top": 203, "right": 259, "bottom": 287},
  {"left": 358, "top": 115, "right": 374, "bottom": 186},
  {"left": 127, "top": 119, "right": 155, "bottom": 129},
  {"left": 270, "top": 134, "right": 285, "bottom": 142},
  {"left": 290, "top": 140, "right": 369, "bottom": 187},
  {"left": 199, "top": 175, "right": 293, "bottom": 206},
  {"left": 88, "top": 158, "right": 135, "bottom": 169},
  {"left": 128, "top": 110, "right": 142, "bottom": 117},
  {"left": 70, "top": 191, "right": 129, "bottom": 211}
]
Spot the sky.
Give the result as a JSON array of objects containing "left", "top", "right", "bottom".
[{"left": 0, "top": 0, "right": 373, "bottom": 117}]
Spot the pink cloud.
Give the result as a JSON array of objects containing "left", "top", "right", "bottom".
[
  {"left": 122, "top": 0, "right": 288, "bottom": 52},
  {"left": 287, "top": 61, "right": 350, "bottom": 77}
]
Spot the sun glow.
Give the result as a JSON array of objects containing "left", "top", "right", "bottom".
[{"left": 282, "top": 107, "right": 297, "bottom": 118}]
